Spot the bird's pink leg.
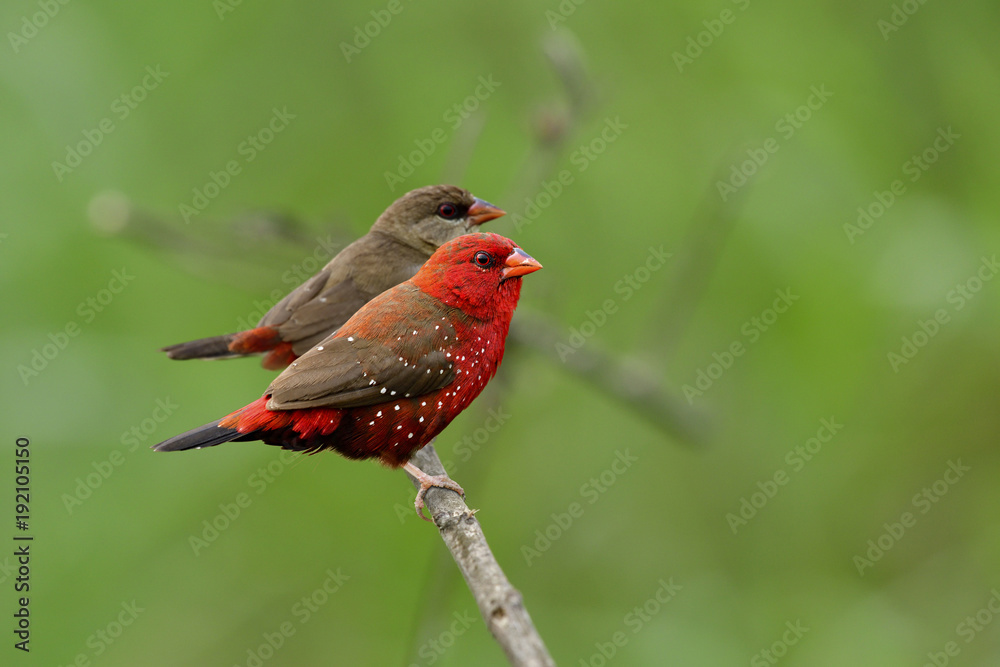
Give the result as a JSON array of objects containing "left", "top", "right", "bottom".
[{"left": 402, "top": 462, "right": 466, "bottom": 521}]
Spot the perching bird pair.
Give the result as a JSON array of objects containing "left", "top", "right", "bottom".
[{"left": 153, "top": 185, "right": 541, "bottom": 519}]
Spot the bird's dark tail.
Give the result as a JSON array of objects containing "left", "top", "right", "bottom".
[
  {"left": 152, "top": 419, "right": 244, "bottom": 452},
  {"left": 161, "top": 334, "right": 239, "bottom": 361}
]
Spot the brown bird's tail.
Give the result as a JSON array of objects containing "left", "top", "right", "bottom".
[
  {"left": 161, "top": 334, "right": 240, "bottom": 360},
  {"left": 151, "top": 419, "right": 244, "bottom": 451},
  {"left": 162, "top": 327, "right": 296, "bottom": 368}
]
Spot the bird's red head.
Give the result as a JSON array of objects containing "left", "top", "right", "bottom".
[{"left": 411, "top": 233, "right": 542, "bottom": 321}]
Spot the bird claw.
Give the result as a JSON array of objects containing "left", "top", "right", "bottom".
[
  {"left": 413, "top": 475, "right": 465, "bottom": 521},
  {"left": 403, "top": 462, "right": 465, "bottom": 521}
]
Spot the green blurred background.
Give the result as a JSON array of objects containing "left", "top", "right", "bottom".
[{"left": 3, "top": 1, "right": 999, "bottom": 665}]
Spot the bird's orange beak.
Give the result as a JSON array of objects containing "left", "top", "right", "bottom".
[
  {"left": 468, "top": 198, "right": 506, "bottom": 226},
  {"left": 501, "top": 247, "right": 542, "bottom": 280}
]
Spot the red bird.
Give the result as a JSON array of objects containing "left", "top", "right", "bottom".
[
  {"left": 161, "top": 185, "right": 505, "bottom": 369},
  {"left": 153, "top": 233, "right": 542, "bottom": 518}
]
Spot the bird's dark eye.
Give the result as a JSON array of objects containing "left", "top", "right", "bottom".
[
  {"left": 473, "top": 251, "right": 493, "bottom": 268},
  {"left": 437, "top": 203, "right": 458, "bottom": 219}
]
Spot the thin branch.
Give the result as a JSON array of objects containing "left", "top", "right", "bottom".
[
  {"left": 503, "top": 30, "right": 597, "bottom": 206},
  {"left": 655, "top": 162, "right": 748, "bottom": 359},
  {"left": 509, "top": 312, "right": 707, "bottom": 444},
  {"left": 404, "top": 444, "right": 556, "bottom": 667},
  {"left": 440, "top": 111, "right": 488, "bottom": 186},
  {"left": 86, "top": 191, "right": 354, "bottom": 292}
]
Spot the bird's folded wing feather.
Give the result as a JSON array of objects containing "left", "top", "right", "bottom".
[
  {"left": 265, "top": 332, "right": 456, "bottom": 410},
  {"left": 258, "top": 268, "right": 334, "bottom": 331},
  {"left": 277, "top": 278, "right": 371, "bottom": 353}
]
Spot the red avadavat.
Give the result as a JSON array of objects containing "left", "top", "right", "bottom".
[{"left": 153, "top": 233, "right": 541, "bottom": 518}]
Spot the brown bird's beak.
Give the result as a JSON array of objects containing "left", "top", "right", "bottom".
[
  {"left": 501, "top": 248, "right": 542, "bottom": 280},
  {"left": 467, "top": 198, "right": 506, "bottom": 226}
]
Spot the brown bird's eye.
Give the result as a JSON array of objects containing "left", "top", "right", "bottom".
[
  {"left": 473, "top": 251, "right": 493, "bottom": 268},
  {"left": 437, "top": 203, "right": 458, "bottom": 219}
]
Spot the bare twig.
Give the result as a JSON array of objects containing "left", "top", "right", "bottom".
[
  {"left": 655, "top": 163, "right": 748, "bottom": 358},
  {"left": 509, "top": 312, "right": 707, "bottom": 444},
  {"left": 440, "top": 111, "right": 488, "bottom": 186},
  {"left": 86, "top": 190, "right": 354, "bottom": 292},
  {"left": 404, "top": 445, "right": 556, "bottom": 667},
  {"left": 503, "top": 30, "right": 596, "bottom": 206}
]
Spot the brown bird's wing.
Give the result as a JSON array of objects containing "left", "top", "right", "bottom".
[
  {"left": 258, "top": 268, "right": 332, "bottom": 329},
  {"left": 271, "top": 279, "right": 371, "bottom": 354},
  {"left": 261, "top": 234, "right": 431, "bottom": 355}
]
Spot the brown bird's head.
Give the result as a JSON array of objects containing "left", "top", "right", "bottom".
[{"left": 372, "top": 184, "right": 506, "bottom": 255}]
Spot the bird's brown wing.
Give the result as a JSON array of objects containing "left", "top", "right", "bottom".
[
  {"left": 261, "top": 235, "right": 430, "bottom": 355},
  {"left": 274, "top": 279, "right": 371, "bottom": 355},
  {"left": 258, "top": 268, "right": 333, "bottom": 330},
  {"left": 265, "top": 330, "right": 457, "bottom": 411}
]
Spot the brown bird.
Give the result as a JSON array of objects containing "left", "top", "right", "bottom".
[{"left": 162, "top": 185, "right": 505, "bottom": 369}]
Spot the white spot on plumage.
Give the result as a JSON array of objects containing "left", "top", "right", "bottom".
[
  {"left": 369, "top": 421, "right": 375, "bottom": 426},
  {"left": 376, "top": 411, "right": 382, "bottom": 417},
  {"left": 380, "top": 387, "right": 387, "bottom": 394},
  {"left": 317, "top": 345, "right": 324, "bottom": 351},
  {"left": 419, "top": 416, "right": 424, "bottom": 423},
  {"left": 408, "top": 432, "right": 413, "bottom": 438},
  {"left": 394, "top": 404, "right": 400, "bottom": 411},
  {"left": 390, "top": 391, "right": 396, "bottom": 396},
  {"left": 397, "top": 425, "right": 402, "bottom": 430},
  {"left": 347, "top": 336, "right": 354, "bottom": 341},
  {"left": 412, "top": 330, "right": 417, "bottom": 335}
]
